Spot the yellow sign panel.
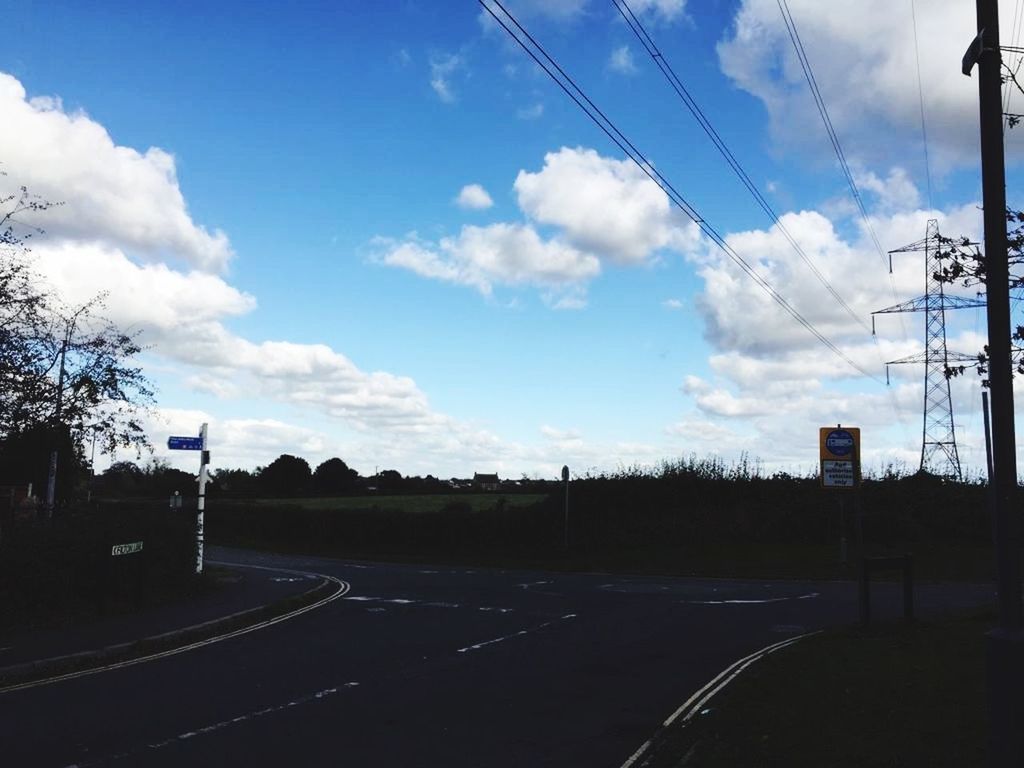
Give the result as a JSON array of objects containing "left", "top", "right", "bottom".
[{"left": 819, "top": 426, "right": 860, "bottom": 489}]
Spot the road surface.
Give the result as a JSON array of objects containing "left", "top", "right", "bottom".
[{"left": 0, "top": 546, "right": 993, "bottom": 767}]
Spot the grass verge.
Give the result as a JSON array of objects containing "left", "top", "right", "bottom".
[{"left": 648, "top": 608, "right": 994, "bottom": 767}]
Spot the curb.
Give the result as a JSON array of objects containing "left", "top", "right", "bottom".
[
  {"left": 0, "top": 568, "right": 339, "bottom": 690},
  {"left": 619, "top": 630, "right": 822, "bottom": 768}
]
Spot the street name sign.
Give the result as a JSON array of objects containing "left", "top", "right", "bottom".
[
  {"left": 820, "top": 426, "right": 860, "bottom": 489},
  {"left": 168, "top": 435, "right": 203, "bottom": 451},
  {"left": 111, "top": 541, "right": 143, "bottom": 556}
]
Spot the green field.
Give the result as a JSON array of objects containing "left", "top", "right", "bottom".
[{"left": 245, "top": 493, "right": 546, "bottom": 514}]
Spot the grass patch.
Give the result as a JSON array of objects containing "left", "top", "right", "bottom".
[
  {"left": 661, "top": 609, "right": 994, "bottom": 767},
  {"left": 245, "top": 493, "right": 545, "bottom": 513}
]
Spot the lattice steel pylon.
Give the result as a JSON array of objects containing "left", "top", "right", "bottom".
[{"left": 871, "top": 219, "right": 985, "bottom": 481}]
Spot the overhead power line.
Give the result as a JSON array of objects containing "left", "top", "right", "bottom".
[
  {"left": 909, "top": 0, "right": 934, "bottom": 209},
  {"left": 776, "top": 1, "right": 887, "bottom": 265},
  {"left": 610, "top": 0, "right": 871, "bottom": 336},
  {"left": 776, "top": 0, "right": 909, "bottom": 350},
  {"left": 479, "top": 0, "right": 881, "bottom": 383}
]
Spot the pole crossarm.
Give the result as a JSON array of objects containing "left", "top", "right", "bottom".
[
  {"left": 872, "top": 294, "right": 986, "bottom": 314},
  {"left": 885, "top": 350, "right": 981, "bottom": 366}
]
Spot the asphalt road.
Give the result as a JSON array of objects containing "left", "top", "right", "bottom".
[{"left": 1, "top": 546, "right": 994, "bottom": 768}]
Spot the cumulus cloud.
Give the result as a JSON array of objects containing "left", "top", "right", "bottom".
[
  {"left": 380, "top": 147, "right": 700, "bottom": 306},
  {"left": 375, "top": 224, "right": 601, "bottom": 305},
  {"left": 30, "top": 241, "right": 453, "bottom": 434},
  {"left": 608, "top": 46, "right": 638, "bottom": 75},
  {"left": 514, "top": 147, "right": 699, "bottom": 263},
  {"left": 716, "top": 0, "right": 1022, "bottom": 171},
  {"left": 689, "top": 199, "right": 983, "bottom": 362},
  {"left": 455, "top": 183, "right": 494, "bottom": 210},
  {"left": 0, "top": 74, "right": 233, "bottom": 272},
  {"left": 676, "top": 191, "right": 995, "bottom": 474}
]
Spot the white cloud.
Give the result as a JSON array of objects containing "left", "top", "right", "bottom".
[
  {"left": 688, "top": 200, "right": 984, "bottom": 361},
  {"left": 429, "top": 53, "right": 464, "bottom": 103},
  {"left": 629, "top": 0, "right": 687, "bottom": 22},
  {"left": 716, "top": 0, "right": 1023, "bottom": 171},
  {"left": 381, "top": 147, "right": 700, "bottom": 306},
  {"left": 663, "top": 298, "right": 684, "bottom": 310},
  {"left": 479, "top": 0, "right": 589, "bottom": 27},
  {"left": 376, "top": 224, "right": 601, "bottom": 305},
  {"left": 672, "top": 193, "right": 997, "bottom": 475},
  {"left": 514, "top": 147, "right": 699, "bottom": 264},
  {"left": 455, "top": 183, "right": 494, "bottom": 210},
  {"left": 608, "top": 46, "right": 638, "bottom": 75},
  {"left": 0, "top": 74, "right": 233, "bottom": 272},
  {"left": 517, "top": 102, "right": 544, "bottom": 120}
]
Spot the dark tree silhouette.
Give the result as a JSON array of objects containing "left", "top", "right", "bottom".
[
  {"left": 258, "top": 454, "right": 312, "bottom": 497},
  {"left": 313, "top": 457, "right": 360, "bottom": 495}
]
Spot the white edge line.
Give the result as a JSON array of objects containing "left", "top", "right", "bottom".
[
  {"left": 618, "top": 630, "right": 822, "bottom": 768},
  {"left": 0, "top": 562, "right": 349, "bottom": 695}
]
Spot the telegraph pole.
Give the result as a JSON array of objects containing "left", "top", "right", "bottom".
[{"left": 965, "top": 2, "right": 1024, "bottom": 764}]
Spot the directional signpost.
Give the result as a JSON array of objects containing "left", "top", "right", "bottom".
[
  {"left": 168, "top": 423, "right": 210, "bottom": 574},
  {"left": 167, "top": 436, "right": 203, "bottom": 451}
]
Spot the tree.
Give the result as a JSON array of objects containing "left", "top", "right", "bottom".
[
  {"left": 376, "top": 469, "right": 404, "bottom": 493},
  {"left": 258, "top": 454, "right": 312, "bottom": 497},
  {"left": 212, "top": 468, "right": 259, "bottom": 497},
  {"left": 936, "top": 208, "right": 1024, "bottom": 381},
  {"left": 0, "top": 178, "right": 154, "bottom": 502},
  {"left": 312, "top": 457, "right": 360, "bottom": 495}
]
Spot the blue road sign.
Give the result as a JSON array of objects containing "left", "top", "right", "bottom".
[
  {"left": 168, "top": 436, "right": 203, "bottom": 451},
  {"left": 825, "top": 429, "right": 855, "bottom": 457}
]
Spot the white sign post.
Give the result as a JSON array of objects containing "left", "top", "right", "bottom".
[{"left": 168, "top": 423, "right": 210, "bottom": 574}]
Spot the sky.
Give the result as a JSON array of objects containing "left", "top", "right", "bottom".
[{"left": 2, "top": 0, "right": 1024, "bottom": 480}]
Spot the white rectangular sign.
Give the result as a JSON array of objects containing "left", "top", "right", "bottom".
[
  {"left": 822, "top": 460, "right": 855, "bottom": 488},
  {"left": 111, "top": 541, "right": 144, "bottom": 556}
]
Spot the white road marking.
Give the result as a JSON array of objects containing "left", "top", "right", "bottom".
[
  {"left": 345, "top": 595, "right": 513, "bottom": 612},
  {"left": 64, "top": 682, "right": 361, "bottom": 766},
  {"left": 456, "top": 614, "right": 576, "bottom": 654},
  {"left": 516, "top": 580, "right": 553, "bottom": 589},
  {"left": 1, "top": 562, "right": 350, "bottom": 695},
  {"left": 617, "top": 630, "right": 822, "bottom": 768},
  {"left": 680, "top": 592, "right": 819, "bottom": 605}
]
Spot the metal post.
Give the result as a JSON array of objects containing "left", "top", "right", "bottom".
[
  {"left": 562, "top": 465, "right": 570, "bottom": 551},
  {"left": 839, "top": 496, "right": 848, "bottom": 566},
  {"left": 967, "top": 4, "right": 1024, "bottom": 764},
  {"left": 196, "top": 423, "right": 209, "bottom": 574}
]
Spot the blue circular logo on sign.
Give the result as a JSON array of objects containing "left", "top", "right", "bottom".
[{"left": 826, "top": 429, "right": 855, "bottom": 456}]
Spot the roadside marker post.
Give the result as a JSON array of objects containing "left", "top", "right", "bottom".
[{"left": 168, "top": 423, "right": 210, "bottom": 574}]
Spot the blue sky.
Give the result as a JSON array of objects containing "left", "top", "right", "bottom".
[{"left": 2, "top": 0, "right": 1022, "bottom": 479}]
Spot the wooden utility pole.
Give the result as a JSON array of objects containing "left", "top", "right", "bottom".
[{"left": 965, "top": 2, "right": 1024, "bottom": 764}]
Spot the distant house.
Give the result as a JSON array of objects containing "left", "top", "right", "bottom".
[{"left": 473, "top": 473, "right": 500, "bottom": 492}]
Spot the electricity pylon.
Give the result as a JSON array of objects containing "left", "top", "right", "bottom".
[{"left": 872, "top": 219, "right": 985, "bottom": 481}]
